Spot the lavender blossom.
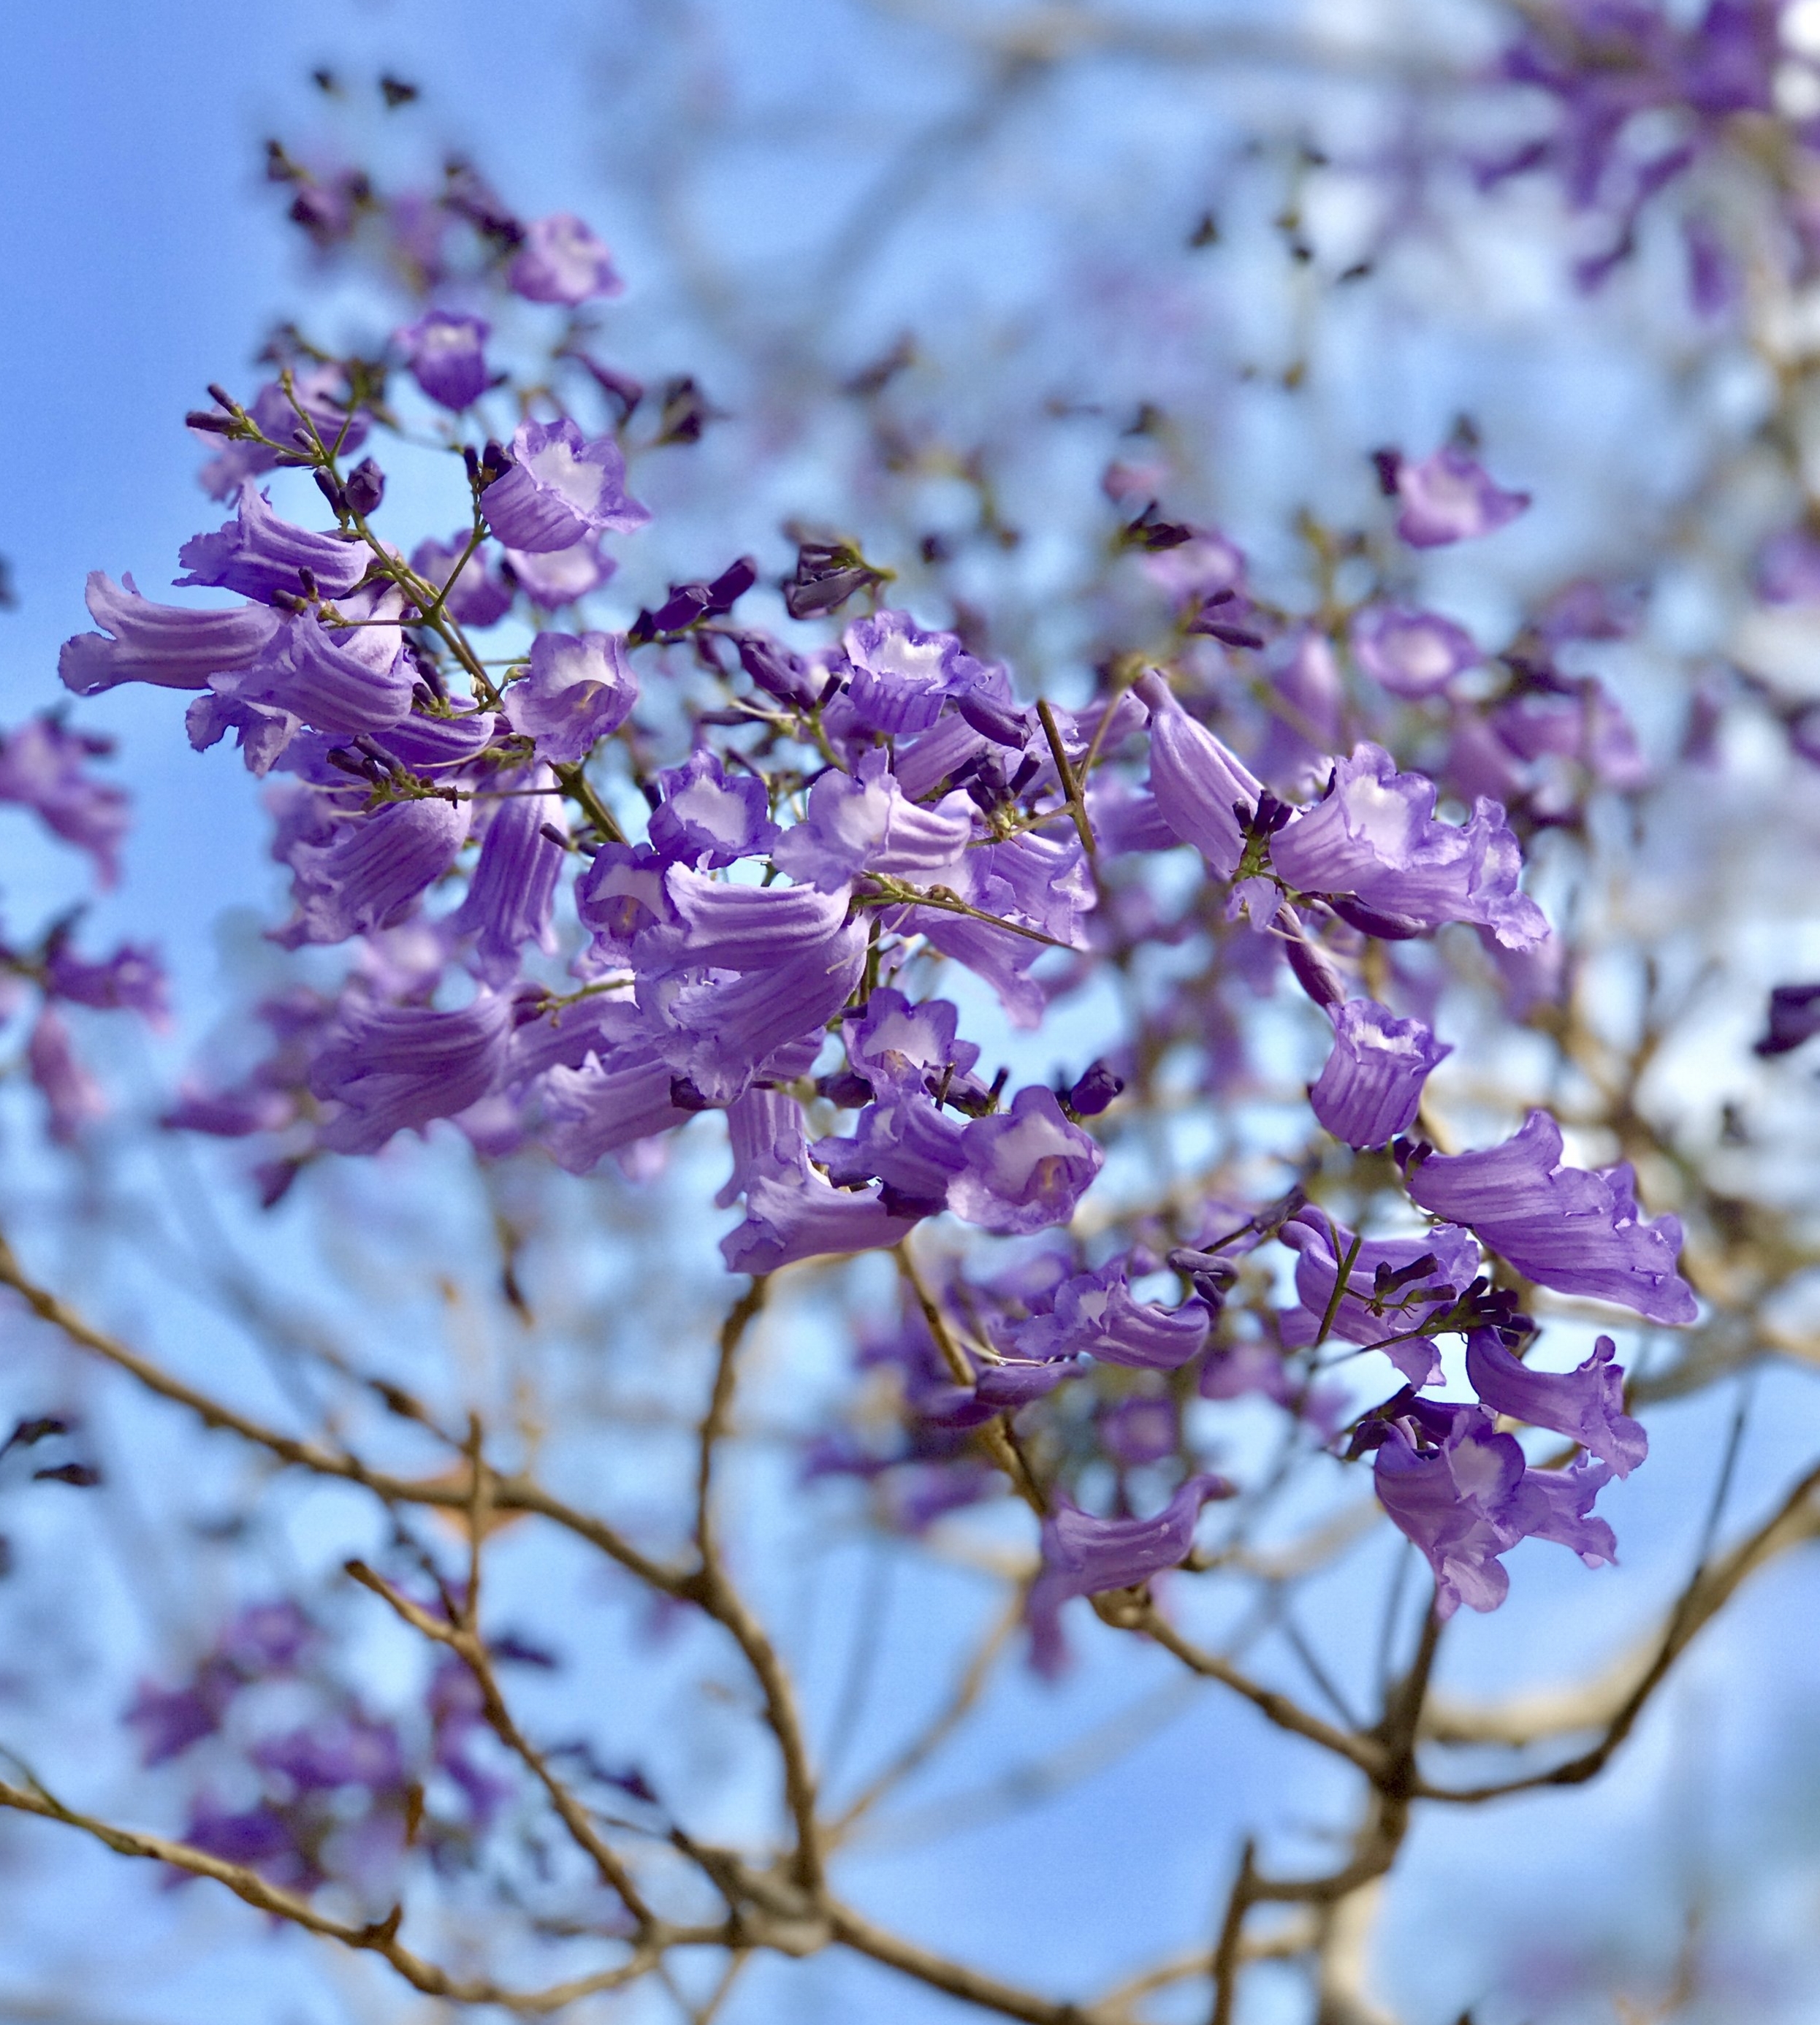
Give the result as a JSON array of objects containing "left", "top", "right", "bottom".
[
  {"left": 395, "top": 309, "right": 491, "bottom": 410},
  {"left": 720, "top": 1091, "right": 922, "bottom": 1273},
  {"left": 770, "top": 750, "right": 973, "bottom": 892},
  {"left": 1036, "top": 1474, "right": 1230, "bottom": 1601},
  {"left": 213, "top": 607, "right": 415, "bottom": 739},
  {"left": 1134, "top": 671, "right": 1263, "bottom": 877},
  {"left": 1309, "top": 998, "right": 1451, "bottom": 1148},
  {"left": 1270, "top": 744, "right": 1550, "bottom": 950},
  {"left": 1406, "top": 1109, "right": 1698, "bottom": 1324},
  {"left": 481, "top": 419, "right": 648, "bottom": 552},
  {"left": 27, "top": 1007, "right": 104, "bottom": 1143},
  {"left": 309, "top": 991, "right": 512, "bottom": 1154},
  {"left": 948, "top": 1086, "right": 1103, "bottom": 1235},
  {"left": 44, "top": 941, "right": 167, "bottom": 1021},
  {"left": 1351, "top": 606, "right": 1480, "bottom": 697},
  {"left": 452, "top": 769, "right": 566, "bottom": 983},
  {"left": 409, "top": 533, "right": 512, "bottom": 628},
  {"left": 275, "top": 797, "right": 468, "bottom": 947},
  {"left": 1277, "top": 1210, "right": 1481, "bottom": 1387},
  {"left": 0, "top": 716, "right": 130, "bottom": 885},
  {"left": 1465, "top": 1330, "right": 1648, "bottom": 1476},
  {"left": 1008, "top": 1260, "right": 1210, "bottom": 1370},
  {"left": 1390, "top": 446, "right": 1531, "bottom": 548},
  {"left": 646, "top": 751, "right": 777, "bottom": 867},
  {"left": 502, "top": 631, "right": 636, "bottom": 766},
  {"left": 509, "top": 213, "right": 623, "bottom": 304},
  {"left": 175, "top": 484, "right": 369, "bottom": 604},
  {"left": 842, "top": 988, "right": 982, "bottom": 1095},
  {"left": 59, "top": 573, "right": 278, "bottom": 696},
  {"left": 502, "top": 535, "right": 612, "bottom": 607},
  {"left": 842, "top": 611, "right": 983, "bottom": 735}
]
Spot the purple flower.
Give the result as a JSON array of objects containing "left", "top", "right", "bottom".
[
  {"left": 949, "top": 1086, "right": 1103, "bottom": 1235},
  {"left": 309, "top": 991, "right": 512, "bottom": 1154},
  {"left": 0, "top": 716, "right": 130, "bottom": 885},
  {"left": 181, "top": 1799, "right": 318, "bottom": 1889},
  {"left": 815, "top": 1088, "right": 969, "bottom": 1213},
  {"left": 28, "top": 1009, "right": 104, "bottom": 1143},
  {"left": 217, "top": 1599, "right": 314, "bottom": 1674},
  {"left": 1350, "top": 606, "right": 1480, "bottom": 697},
  {"left": 45, "top": 940, "right": 167, "bottom": 1021},
  {"left": 502, "top": 631, "right": 636, "bottom": 766},
  {"left": 1100, "top": 1395, "right": 1179, "bottom": 1468},
  {"left": 481, "top": 418, "right": 648, "bottom": 553},
  {"left": 842, "top": 988, "right": 981, "bottom": 1094},
  {"left": 1134, "top": 671, "right": 1263, "bottom": 877},
  {"left": 1037, "top": 1474, "right": 1229, "bottom": 1600},
  {"left": 1270, "top": 744, "right": 1550, "bottom": 950},
  {"left": 1466, "top": 1329, "right": 1647, "bottom": 1476},
  {"left": 175, "top": 483, "right": 370, "bottom": 606},
  {"left": 1406, "top": 1109, "right": 1697, "bottom": 1324},
  {"left": 125, "top": 1667, "right": 237, "bottom": 1766},
  {"left": 575, "top": 842, "right": 675, "bottom": 962},
  {"left": 1368, "top": 1396, "right": 1617, "bottom": 1619},
  {"left": 537, "top": 1010, "right": 696, "bottom": 1173},
  {"left": 1277, "top": 1210, "right": 1480, "bottom": 1386},
  {"left": 1009, "top": 1261, "right": 1209, "bottom": 1370},
  {"left": 720, "top": 1090, "right": 923, "bottom": 1273},
  {"left": 771, "top": 750, "right": 973, "bottom": 892},
  {"left": 453, "top": 768, "right": 566, "bottom": 983},
  {"left": 1390, "top": 446, "right": 1530, "bottom": 548},
  {"left": 214, "top": 606, "right": 415, "bottom": 739},
  {"left": 841, "top": 611, "right": 983, "bottom": 735},
  {"left": 509, "top": 213, "right": 623, "bottom": 304},
  {"left": 372, "top": 707, "right": 500, "bottom": 775},
  {"left": 253, "top": 1716, "right": 405, "bottom": 1795},
  {"left": 646, "top": 751, "right": 777, "bottom": 867},
  {"left": 275, "top": 796, "right": 468, "bottom": 948},
  {"left": 1309, "top": 998, "right": 1451, "bottom": 1148},
  {"left": 396, "top": 309, "right": 491, "bottom": 410},
  {"left": 502, "top": 535, "right": 612, "bottom": 608},
  {"left": 59, "top": 573, "right": 279, "bottom": 697},
  {"left": 409, "top": 534, "right": 512, "bottom": 628}
]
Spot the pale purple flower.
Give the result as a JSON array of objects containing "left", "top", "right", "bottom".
[
  {"left": 770, "top": 750, "right": 972, "bottom": 893},
  {"left": 719, "top": 1090, "right": 922, "bottom": 1273},
  {"left": 1277, "top": 1210, "right": 1480, "bottom": 1387},
  {"left": 1351, "top": 606, "right": 1480, "bottom": 698},
  {"left": 28, "top": 1007, "right": 104, "bottom": 1143},
  {"left": 214, "top": 606, "right": 415, "bottom": 739},
  {"left": 275, "top": 797, "right": 469, "bottom": 947},
  {"left": 396, "top": 309, "right": 491, "bottom": 410},
  {"left": 1270, "top": 744, "right": 1550, "bottom": 950},
  {"left": 453, "top": 769, "right": 566, "bottom": 983},
  {"left": 126, "top": 1668, "right": 237, "bottom": 1766},
  {"left": 1008, "top": 1260, "right": 1210, "bottom": 1370},
  {"left": 1465, "top": 1330, "right": 1647, "bottom": 1476},
  {"left": 503, "top": 631, "right": 636, "bottom": 766},
  {"left": 482, "top": 419, "right": 648, "bottom": 553},
  {"left": 842, "top": 610, "right": 983, "bottom": 735},
  {"left": 175, "top": 483, "right": 369, "bottom": 606},
  {"left": 509, "top": 213, "right": 623, "bottom": 305},
  {"left": 650, "top": 867, "right": 854, "bottom": 972},
  {"left": 0, "top": 717, "right": 130, "bottom": 885},
  {"left": 1309, "top": 998, "right": 1451, "bottom": 1148},
  {"left": 45, "top": 941, "right": 167, "bottom": 1021},
  {"left": 1391, "top": 446, "right": 1530, "bottom": 548},
  {"left": 647, "top": 752, "right": 777, "bottom": 867},
  {"left": 842, "top": 988, "right": 981, "bottom": 1095},
  {"left": 253, "top": 1717, "right": 406, "bottom": 1796},
  {"left": 409, "top": 534, "right": 512, "bottom": 628},
  {"left": 503, "top": 535, "right": 612, "bottom": 607},
  {"left": 815, "top": 1088, "right": 969, "bottom": 1214},
  {"left": 948, "top": 1086, "right": 1103, "bottom": 1235},
  {"left": 1100, "top": 1395, "right": 1179, "bottom": 1468},
  {"left": 59, "top": 573, "right": 278, "bottom": 697},
  {"left": 1037, "top": 1474, "right": 1230, "bottom": 1601},
  {"left": 574, "top": 842, "right": 675, "bottom": 962},
  {"left": 372, "top": 708, "right": 500, "bottom": 775},
  {"left": 1406, "top": 1108, "right": 1698, "bottom": 1324},
  {"left": 310, "top": 991, "right": 512, "bottom": 1154},
  {"left": 1134, "top": 671, "right": 1264, "bottom": 877},
  {"left": 537, "top": 1011, "right": 696, "bottom": 1174}
]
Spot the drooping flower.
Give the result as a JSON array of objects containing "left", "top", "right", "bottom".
[
  {"left": 770, "top": 750, "right": 973, "bottom": 892},
  {"left": 1309, "top": 998, "right": 1451, "bottom": 1148},
  {"left": 212, "top": 605, "right": 415, "bottom": 739},
  {"left": 44, "top": 939, "right": 168, "bottom": 1021},
  {"left": 1270, "top": 744, "right": 1550, "bottom": 950},
  {"left": 1465, "top": 1330, "right": 1648, "bottom": 1476},
  {"left": 502, "top": 630, "right": 636, "bottom": 766},
  {"left": 408, "top": 533, "right": 513, "bottom": 628},
  {"left": 395, "top": 309, "right": 491, "bottom": 410},
  {"left": 815, "top": 1088, "right": 970, "bottom": 1215},
  {"left": 1008, "top": 1260, "right": 1210, "bottom": 1370},
  {"left": 948, "top": 1085, "right": 1103, "bottom": 1235},
  {"left": 1277, "top": 1209, "right": 1481, "bottom": 1387},
  {"left": 719, "top": 1090, "right": 923, "bottom": 1273},
  {"left": 841, "top": 610, "right": 983, "bottom": 735},
  {"left": 0, "top": 716, "right": 130, "bottom": 885},
  {"left": 509, "top": 213, "right": 623, "bottom": 304},
  {"left": 175, "top": 484, "right": 370, "bottom": 606},
  {"left": 274, "top": 796, "right": 469, "bottom": 947},
  {"left": 1350, "top": 606, "right": 1480, "bottom": 697},
  {"left": 1405, "top": 1109, "right": 1697, "bottom": 1324},
  {"left": 452, "top": 768, "right": 566, "bottom": 983},
  {"left": 841, "top": 988, "right": 982, "bottom": 1096},
  {"left": 309, "top": 991, "right": 512, "bottom": 1154},
  {"left": 574, "top": 842, "right": 675, "bottom": 963},
  {"left": 1134, "top": 671, "right": 1263, "bottom": 878},
  {"left": 190, "top": 367, "right": 369, "bottom": 500},
  {"left": 1390, "top": 446, "right": 1530, "bottom": 548},
  {"left": 58, "top": 573, "right": 279, "bottom": 697},
  {"left": 481, "top": 418, "right": 648, "bottom": 553}
]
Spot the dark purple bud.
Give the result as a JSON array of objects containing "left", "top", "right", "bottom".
[
  {"left": 1066, "top": 1059, "right": 1124, "bottom": 1116},
  {"left": 1755, "top": 983, "right": 1820, "bottom": 1057},
  {"left": 1371, "top": 448, "right": 1402, "bottom": 496},
  {"left": 783, "top": 538, "right": 889, "bottom": 619},
  {"left": 1328, "top": 894, "right": 1427, "bottom": 941},
  {"left": 313, "top": 468, "right": 347, "bottom": 514},
  {"left": 1284, "top": 931, "right": 1346, "bottom": 1010},
  {"left": 343, "top": 457, "right": 385, "bottom": 516},
  {"left": 538, "top": 822, "right": 569, "bottom": 852},
  {"left": 817, "top": 1069, "right": 875, "bottom": 1108},
  {"left": 729, "top": 629, "right": 816, "bottom": 706},
  {"left": 186, "top": 408, "right": 236, "bottom": 435},
  {"left": 1119, "top": 500, "right": 1196, "bottom": 552},
  {"left": 956, "top": 687, "right": 1029, "bottom": 746},
  {"left": 654, "top": 375, "right": 722, "bottom": 446}
]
